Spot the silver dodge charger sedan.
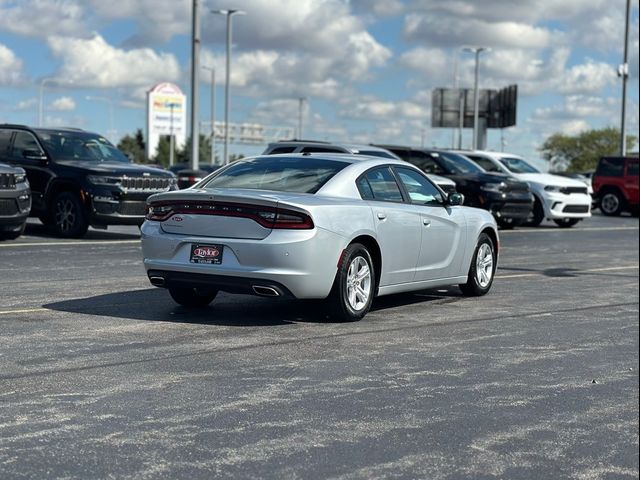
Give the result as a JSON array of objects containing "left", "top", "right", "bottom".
[{"left": 141, "top": 154, "right": 499, "bottom": 321}]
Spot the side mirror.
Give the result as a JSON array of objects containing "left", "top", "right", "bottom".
[
  {"left": 23, "top": 150, "right": 48, "bottom": 162},
  {"left": 447, "top": 192, "right": 464, "bottom": 206}
]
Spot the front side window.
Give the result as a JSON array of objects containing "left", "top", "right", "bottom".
[
  {"left": 202, "top": 156, "right": 347, "bottom": 194},
  {"left": 395, "top": 167, "right": 444, "bottom": 205},
  {"left": 0, "top": 130, "right": 12, "bottom": 156},
  {"left": 596, "top": 157, "right": 625, "bottom": 177},
  {"left": 300, "top": 146, "right": 344, "bottom": 153},
  {"left": 468, "top": 155, "right": 502, "bottom": 173},
  {"left": 357, "top": 167, "right": 404, "bottom": 202},
  {"left": 499, "top": 156, "right": 540, "bottom": 174},
  {"left": 268, "top": 146, "right": 296, "bottom": 154},
  {"left": 12, "top": 131, "right": 42, "bottom": 157}
]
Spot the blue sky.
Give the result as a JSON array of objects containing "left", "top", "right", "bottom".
[{"left": 0, "top": 0, "right": 638, "bottom": 167}]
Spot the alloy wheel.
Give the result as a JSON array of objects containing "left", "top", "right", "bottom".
[
  {"left": 475, "top": 243, "right": 494, "bottom": 288},
  {"left": 55, "top": 198, "right": 77, "bottom": 233},
  {"left": 346, "top": 256, "right": 372, "bottom": 311},
  {"left": 601, "top": 193, "right": 619, "bottom": 214}
]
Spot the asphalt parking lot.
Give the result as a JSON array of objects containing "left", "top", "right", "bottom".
[{"left": 1, "top": 214, "right": 638, "bottom": 479}]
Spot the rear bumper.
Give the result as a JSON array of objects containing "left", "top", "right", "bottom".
[{"left": 140, "top": 221, "right": 346, "bottom": 299}]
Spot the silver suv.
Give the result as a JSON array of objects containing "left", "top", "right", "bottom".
[
  {"left": 0, "top": 162, "right": 31, "bottom": 240},
  {"left": 263, "top": 140, "right": 457, "bottom": 194}
]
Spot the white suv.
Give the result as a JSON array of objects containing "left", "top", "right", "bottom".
[{"left": 457, "top": 150, "right": 592, "bottom": 228}]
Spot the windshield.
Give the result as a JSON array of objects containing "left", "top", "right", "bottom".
[
  {"left": 202, "top": 156, "right": 348, "bottom": 194},
  {"left": 437, "top": 152, "right": 484, "bottom": 174},
  {"left": 36, "top": 130, "right": 131, "bottom": 163},
  {"left": 499, "top": 156, "right": 540, "bottom": 174}
]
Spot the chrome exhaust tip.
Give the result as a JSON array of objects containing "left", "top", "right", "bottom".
[
  {"left": 149, "top": 276, "right": 166, "bottom": 287},
  {"left": 252, "top": 285, "right": 280, "bottom": 297}
]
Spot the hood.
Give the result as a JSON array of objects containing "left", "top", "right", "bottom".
[
  {"left": 515, "top": 173, "right": 587, "bottom": 188},
  {"left": 0, "top": 162, "right": 24, "bottom": 175},
  {"left": 55, "top": 160, "right": 174, "bottom": 177}
]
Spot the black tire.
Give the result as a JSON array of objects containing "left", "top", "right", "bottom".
[
  {"left": 598, "top": 190, "right": 624, "bottom": 216},
  {"left": 326, "top": 243, "right": 375, "bottom": 322},
  {"left": 0, "top": 223, "right": 26, "bottom": 241},
  {"left": 553, "top": 218, "right": 581, "bottom": 228},
  {"left": 526, "top": 198, "right": 545, "bottom": 227},
  {"left": 169, "top": 286, "right": 218, "bottom": 308},
  {"left": 51, "top": 192, "right": 89, "bottom": 238},
  {"left": 459, "top": 233, "right": 496, "bottom": 297},
  {"left": 38, "top": 214, "right": 51, "bottom": 226}
]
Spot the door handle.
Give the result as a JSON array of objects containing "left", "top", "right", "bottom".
[
  {"left": 423, "top": 219, "right": 431, "bottom": 226},
  {"left": 377, "top": 212, "right": 387, "bottom": 220}
]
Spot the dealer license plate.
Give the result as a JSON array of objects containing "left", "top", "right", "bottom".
[{"left": 190, "top": 243, "right": 223, "bottom": 265}]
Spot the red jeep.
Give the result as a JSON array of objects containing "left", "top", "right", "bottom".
[{"left": 592, "top": 156, "right": 639, "bottom": 216}]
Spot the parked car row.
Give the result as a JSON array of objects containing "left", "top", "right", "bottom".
[{"left": 1, "top": 123, "right": 637, "bottom": 242}]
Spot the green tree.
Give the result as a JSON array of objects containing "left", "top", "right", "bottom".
[
  {"left": 540, "top": 127, "right": 637, "bottom": 172},
  {"left": 179, "top": 134, "right": 215, "bottom": 166},
  {"left": 117, "top": 129, "right": 147, "bottom": 164}
]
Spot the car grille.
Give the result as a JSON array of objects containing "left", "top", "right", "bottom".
[
  {"left": 561, "top": 186, "right": 588, "bottom": 195},
  {"left": 504, "top": 183, "right": 530, "bottom": 193},
  {"left": 0, "top": 198, "right": 19, "bottom": 215},
  {"left": 562, "top": 205, "right": 589, "bottom": 213},
  {"left": 117, "top": 201, "right": 148, "bottom": 216},
  {"left": 120, "top": 177, "right": 171, "bottom": 191},
  {"left": 0, "top": 173, "right": 16, "bottom": 190}
]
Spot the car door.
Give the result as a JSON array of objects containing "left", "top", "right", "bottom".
[
  {"left": 356, "top": 166, "right": 422, "bottom": 286},
  {"left": 625, "top": 159, "right": 639, "bottom": 205},
  {"left": 7, "top": 130, "right": 51, "bottom": 212},
  {"left": 393, "top": 166, "right": 466, "bottom": 281}
]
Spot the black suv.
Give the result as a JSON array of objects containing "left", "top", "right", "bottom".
[
  {"left": 0, "top": 161, "right": 31, "bottom": 240},
  {"left": 376, "top": 145, "right": 534, "bottom": 227},
  {"left": 0, "top": 125, "right": 176, "bottom": 237}
]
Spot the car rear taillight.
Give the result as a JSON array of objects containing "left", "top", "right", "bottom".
[{"left": 146, "top": 201, "right": 314, "bottom": 229}]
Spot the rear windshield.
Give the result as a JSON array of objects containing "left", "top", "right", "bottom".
[{"left": 202, "top": 156, "right": 348, "bottom": 194}]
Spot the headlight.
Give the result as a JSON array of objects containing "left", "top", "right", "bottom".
[
  {"left": 87, "top": 175, "right": 121, "bottom": 186},
  {"left": 15, "top": 173, "right": 27, "bottom": 183},
  {"left": 544, "top": 185, "right": 563, "bottom": 192},
  {"left": 168, "top": 177, "right": 178, "bottom": 190},
  {"left": 480, "top": 182, "right": 505, "bottom": 193}
]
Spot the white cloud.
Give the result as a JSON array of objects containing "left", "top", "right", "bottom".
[
  {"left": 559, "top": 60, "right": 617, "bottom": 94},
  {"left": 0, "top": 0, "right": 88, "bottom": 39},
  {"left": 0, "top": 43, "right": 24, "bottom": 86},
  {"left": 14, "top": 98, "right": 37, "bottom": 111},
  {"left": 47, "top": 34, "right": 181, "bottom": 88},
  {"left": 49, "top": 96, "right": 76, "bottom": 111}
]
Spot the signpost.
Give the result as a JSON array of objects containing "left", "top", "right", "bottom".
[{"left": 146, "top": 82, "right": 187, "bottom": 162}]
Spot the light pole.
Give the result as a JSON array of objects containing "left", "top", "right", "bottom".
[
  {"left": 39, "top": 77, "right": 56, "bottom": 127},
  {"left": 85, "top": 96, "right": 115, "bottom": 141},
  {"left": 463, "top": 47, "right": 490, "bottom": 150},
  {"left": 190, "top": 0, "right": 201, "bottom": 171},
  {"left": 297, "top": 97, "right": 307, "bottom": 139},
  {"left": 451, "top": 48, "right": 466, "bottom": 149},
  {"left": 212, "top": 9, "right": 246, "bottom": 165},
  {"left": 619, "top": 0, "right": 631, "bottom": 156},
  {"left": 203, "top": 65, "right": 216, "bottom": 165}
]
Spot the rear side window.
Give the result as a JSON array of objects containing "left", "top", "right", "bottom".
[
  {"left": 597, "top": 157, "right": 625, "bottom": 177},
  {"left": 627, "top": 161, "right": 639, "bottom": 177},
  {"left": 357, "top": 167, "right": 404, "bottom": 203},
  {"left": 202, "top": 156, "right": 347, "bottom": 194},
  {"left": 0, "top": 130, "right": 11, "bottom": 156},
  {"left": 267, "top": 146, "right": 296, "bottom": 154},
  {"left": 300, "top": 146, "right": 345, "bottom": 153}
]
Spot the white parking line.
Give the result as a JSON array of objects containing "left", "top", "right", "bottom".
[
  {"left": 0, "top": 308, "right": 48, "bottom": 316},
  {"left": 500, "top": 226, "right": 639, "bottom": 234},
  {"left": 0, "top": 240, "right": 140, "bottom": 248},
  {"left": 497, "top": 265, "right": 639, "bottom": 279}
]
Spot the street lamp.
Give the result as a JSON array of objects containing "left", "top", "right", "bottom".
[
  {"left": 619, "top": 0, "right": 631, "bottom": 156},
  {"left": 203, "top": 65, "right": 216, "bottom": 165},
  {"left": 297, "top": 97, "right": 307, "bottom": 139},
  {"left": 85, "top": 96, "right": 115, "bottom": 141},
  {"left": 451, "top": 48, "right": 466, "bottom": 149},
  {"left": 212, "top": 8, "right": 246, "bottom": 165},
  {"left": 463, "top": 46, "right": 490, "bottom": 150}
]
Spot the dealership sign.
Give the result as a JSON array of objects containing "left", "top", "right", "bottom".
[{"left": 146, "top": 82, "right": 187, "bottom": 160}]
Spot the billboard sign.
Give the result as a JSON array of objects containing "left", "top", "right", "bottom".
[{"left": 146, "top": 82, "right": 187, "bottom": 160}]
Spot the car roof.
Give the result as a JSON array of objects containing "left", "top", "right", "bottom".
[{"left": 256, "top": 152, "right": 403, "bottom": 165}]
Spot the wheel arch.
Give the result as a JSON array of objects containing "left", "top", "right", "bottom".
[
  {"left": 348, "top": 234, "right": 382, "bottom": 293},
  {"left": 481, "top": 226, "right": 499, "bottom": 256}
]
